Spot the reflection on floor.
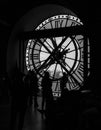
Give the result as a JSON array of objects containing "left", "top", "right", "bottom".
[
  {"left": 1, "top": 94, "right": 101, "bottom": 130},
  {"left": 0, "top": 96, "right": 65, "bottom": 130},
  {"left": 23, "top": 96, "right": 64, "bottom": 130},
  {"left": 23, "top": 97, "right": 46, "bottom": 130}
]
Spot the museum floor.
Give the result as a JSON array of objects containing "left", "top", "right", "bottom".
[
  {"left": 0, "top": 96, "right": 65, "bottom": 130},
  {"left": 0, "top": 92, "right": 101, "bottom": 130}
]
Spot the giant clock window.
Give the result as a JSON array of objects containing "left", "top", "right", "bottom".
[{"left": 25, "top": 14, "right": 90, "bottom": 97}]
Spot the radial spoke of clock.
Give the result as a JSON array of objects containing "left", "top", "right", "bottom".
[
  {"left": 67, "top": 46, "right": 83, "bottom": 54},
  {"left": 36, "top": 57, "right": 53, "bottom": 73},
  {"left": 43, "top": 38, "right": 54, "bottom": 51},
  {"left": 36, "top": 57, "right": 50, "bottom": 73},
  {"left": 65, "top": 56, "right": 83, "bottom": 63},
  {"left": 44, "top": 63, "right": 52, "bottom": 73},
  {"left": 34, "top": 48, "right": 49, "bottom": 54},
  {"left": 61, "top": 59, "right": 72, "bottom": 70},
  {"left": 34, "top": 59, "right": 48, "bottom": 65},
  {"left": 37, "top": 39, "right": 52, "bottom": 54},
  {"left": 50, "top": 37, "right": 57, "bottom": 48},
  {"left": 60, "top": 64, "right": 64, "bottom": 74},
  {"left": 57, "top": 60, "right": 82, "bottom": 87},
  {"left": 62, "top": 39, "right": 72, "bottom": 51},
  {"left": 53, "top": 63, "right": 58, "bottom": 80}
]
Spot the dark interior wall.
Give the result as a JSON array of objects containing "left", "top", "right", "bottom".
[{"left": 0, "top": 25, "right": 11, "bottom": 75}]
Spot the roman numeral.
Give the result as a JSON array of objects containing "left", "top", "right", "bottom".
[
  {"left": 69, "top": 76, "right": 77, "bottom": 89},
  {"left": 78, "top": 64, "right": 84, "bottom": 75},
  {"left": 55, "top": 20, "right": 64, "bottom": 28},
  {"left": 81, "top": 49, "right": 84, "bottom": 59},
  {"left": 71, "top": 21, "right": 77, "bottom": 26},
  {"left": 65, "top": 18, "right": 69, "bottom": 27},
  {"left": 77, "top": 36, "right": 84, "bottom": 45},
  {"left": 33, "top": 54, "right": 39, "bottom": 60},
  {"left": 71, "top": 63, "right": 84, "bottom": 84},
  {"left": 76, "top": 64, "right": 84, "bottom": 82},
  {"left": 35, "top": 63, "right": 41, "bottom": 69},
  {"left": 54, "top": 81, "right": 59, "bottom": 91}
]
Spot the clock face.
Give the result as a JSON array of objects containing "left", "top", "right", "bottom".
[{"left": 25, "top": 14, "right": 90, "bottom": 96}]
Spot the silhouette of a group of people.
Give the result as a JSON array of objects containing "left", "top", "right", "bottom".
[
  {"left": 8, "top": 68, "right": 71, "bottom": 130},
  {"left": 8, "top": 68, "right": 98, "bottom": 130},
  {"left": 41, "top": 71, "right": 53, "bottom": 118}
]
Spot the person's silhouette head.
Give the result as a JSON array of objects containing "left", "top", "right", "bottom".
[
  {"left": 30, "top": 70, "right": 36, "bottom": 77},
  {"left": 44, "top": 71, "right": 50, "bottom": 78},
  {"left": 63, "top": 72, "right": 67, "bottom": 78}
]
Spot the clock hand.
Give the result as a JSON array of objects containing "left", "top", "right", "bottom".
[
  {"left": 52, "top": 36, "right": 68, "bottom": 55},
  {"left": 36, "top": 55, "right": 51, "bottom": 73},
  {"left": 43, "top": 60, "right": 53, "bottom": 72},
  {"left": 53, "top": 63, "right": 58, "bottom": 80},
  {"left": 43, "top": 38, "right": 54, "bottom": 51},
  {"left": 36, "top": 56, "right": 54, "bottom": 73},
  {"left": 50, "top": 37, "right": 57, "bottom": 48},
  {"left": 65, "top": 56, "right": 83, "bottom": 63},
  {"left": 61, "top": 39, "right": 72, "bottom": 52},
  {"left": 61, "top": 48, "right": 70, "bottom": 56},
  {"left": 44, "top": 58, "right": 54, "bottom": 69},
  {"left": 37, "top": 39, "right": 52, "bottom": 54},
  {"left": 35, "top": 38, "right": 68, "bottom": 70},
  {"left": 35, "top": 39, "right": 62, "bottom": 73},
  {"left": 38, "top": 37, "right": 69, "bottom": 62}
]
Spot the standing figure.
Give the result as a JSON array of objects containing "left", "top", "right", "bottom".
[
  {"left": 41, "top": 71, "right": 53, "bottom": 118},
  {"left": 60, "top": 72, "right": 68, "bottom": 99},
  {"left": 29, "top": 71, "right": 39, "bottom": 108},
  {"left": 23, "top": 71, "right": 31, "bottom": 106}
]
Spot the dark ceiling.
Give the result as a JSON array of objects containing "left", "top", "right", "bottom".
[{"left": 0, "top": 0, "right": 100, "bottom": 28}]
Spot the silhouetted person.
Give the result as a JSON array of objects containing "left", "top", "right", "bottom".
[
  {"left": 9, "top": 68, "right": 29, "bottom": 130},
  {"left": 23, "top": 71, "right": 30, "bottom": 105},
  {"left": 29, "top": 71, "right": 39, "bottom": 108},
  {"left": 41, "top": 72, "right": 53, "bottom": 118},
  {"left": 60, "top": 72, "right": 68, "bottom": 99}
]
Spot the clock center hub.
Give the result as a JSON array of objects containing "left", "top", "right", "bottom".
[{"left": 52, "top": 50, "right": 65, "bottom": 62}]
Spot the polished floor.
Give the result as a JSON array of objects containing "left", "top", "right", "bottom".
[
  {"left": 0, "top": 96, "right": 65, "bottom": 130},
  {"left": 23, "top": 97, "right": 46, "bottom": 130},
  {"left": 0, "top": 94, "right": 101, "bottom": 130},
  {"left": 0, "top": 96, "right": 45, "bottom": 130}
]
